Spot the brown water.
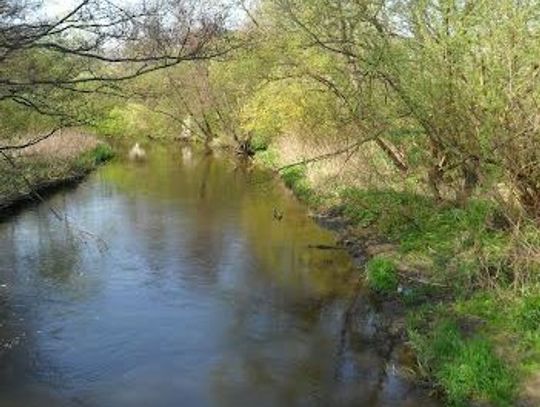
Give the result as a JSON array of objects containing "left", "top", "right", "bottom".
[{"left": 0, "top": 145, "right": 439, "bottom": 406}]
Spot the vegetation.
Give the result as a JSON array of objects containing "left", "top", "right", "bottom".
[
  {"left": 409, "top": 318, "right": 516, "bottom": 406},
  {"left": 0, "top": 0, "right": 539, "bottom": 405},
  {"left": 366, "top": 257, "right": 398, "bottom": 294},
  {"left": 0, "top": 131, "right": 113, "bottom": 209}
]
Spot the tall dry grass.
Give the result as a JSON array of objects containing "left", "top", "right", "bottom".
[
  {"left": 14, "top": 129, "right": 100, "bottom": 160},
  {"left": 273, "top": 132, "right": 424, "bottom": 195},
  {"left": 0, "top": 130, "right": 102, "bottom": 207}
]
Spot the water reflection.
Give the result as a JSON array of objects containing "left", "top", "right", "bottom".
[{"left": 0, "top": 145, "right": 439, "bottom": 406}]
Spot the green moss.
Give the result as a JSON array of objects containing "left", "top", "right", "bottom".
[{"left": 366, "top": 257, "right": 398, "bottom": 294}]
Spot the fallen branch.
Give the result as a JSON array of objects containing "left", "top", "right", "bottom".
[{"left": 307, "top": 244, "right": 346, "bottom": 250}]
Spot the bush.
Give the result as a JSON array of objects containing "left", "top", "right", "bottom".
[
  {"left": 281, "top": 165, "right": 306, "bottom": 189},
  {"left": 90, "top": 144, "right": 115, "bottom": 164},
  {"left": 366, "top": 257, "right": 398, "bottom": 293},
  {"left": 76, "top": 143, "right": 114, "bottom": 169},
  {"left": 250, "top": 133, "right": 270, "bottom": 152}
]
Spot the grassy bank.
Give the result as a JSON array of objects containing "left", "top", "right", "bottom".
[
  {"left": 256, "top": 148, "right": 540, "bottom": 407},
  {"left": 0, "top": 130, "right": 114, "bottom": 210}
]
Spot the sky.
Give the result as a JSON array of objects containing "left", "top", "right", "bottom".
[
  {"left": 42, "top": 0, "right": 75, "bottom": 16},
  {"left": 41, "top": 0, "right": 248, "bottom": 28},
  {"left": 42, "top": 0, "right": 136, "bottom": 17}
]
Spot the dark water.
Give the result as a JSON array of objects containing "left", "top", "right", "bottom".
[{"left": 0, "top": 145, "right": 438, "bottom": 406}]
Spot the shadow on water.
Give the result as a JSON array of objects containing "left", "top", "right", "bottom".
[{"left": 0, "top": 144, "right": 439, "bottom": 406}]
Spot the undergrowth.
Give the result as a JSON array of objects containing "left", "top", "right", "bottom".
[
  {"left": 409, "top": 318, "right": 516, "bottom": 406},
  {"left": 0, "top": 141, "right": 114, "bottom": 208}
]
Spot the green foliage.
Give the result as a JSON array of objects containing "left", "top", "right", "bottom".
[
  {"left": 339, "top": 188, "right": 512, "bottom": 286},
  {"left": 366, "top": 257, "right": 398, "bottom": 294},
  {"left": 518, "top": 294, "right": 540, "bottom": 332},
  {"left": 410, "top": 320, "right": 516, "bottom": 406},
  {"left": 89, "top": 144, "right": 115, "bottom": 165},
  {"left": 281, "top": 166, "right": 306, "bottom": 189},
  {"left": 75, "top": 144, "right": 115, "bottom": 170},
  {"left": 249, "top": 133, "right": 270, "bottom": 152},
  {"left": 0, "top": 101, "right": 56, "bottom": 138},
  {"left": 279, "top": 165, "right": 323, "bottom": 206},
  {"left": 254, "top": 148, "right": 279, "bottom": 169},
  {"left": 94, "top": 107, "right": 129, "bottom": 137}
]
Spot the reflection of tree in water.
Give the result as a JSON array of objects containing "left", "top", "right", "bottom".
[
  {"left": 236, "top": 168, "right": 356, "bottom": 297},
  {"left": 35, "top": 217, "right": 81, "bottom": 282},
  {"left": 209, "top": 287, "right": 337, "bottom": 406},
  {"left": 0, "top": 212, "right": 95, "bottom": 392},
  {"left": 0, "top": 223, "right": 20, "bottom": 358},
  {"left": 184, "top": 152, "right": 255, "bottom": 285},
  {"left": 1, "top": 206, "right": 98, "bottom": 298},
  {"left": 209, "top": 287, "right": 423, "bottom": 406}
]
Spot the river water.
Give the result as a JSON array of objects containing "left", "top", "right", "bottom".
[{"left": 0, "top": 145, "right": 438, "bottom": 406}]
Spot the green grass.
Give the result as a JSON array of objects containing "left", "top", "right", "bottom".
[
  {"left": 455, "top": 290, "right": 540, "bottom": 371},
  {"left": 339, "top": 188, "right": 511, "bottom": 287},
  {"left": 254, "top": 148, "right": 280, "bottom": 169},
  {"left": 366, "top": 257, "right": 398, "bottom": 294},
  {"left": 409, "top": 319, "right": 516, "bottom": 406},
  {"left": 89, "top": 143, "right": 115, "bottom": 164},
  {"left": 279, "top": 165, "right": 323, "bottom": 206},
  {"left": 518, "top": 293, "right": 540, "bottom": 332}
]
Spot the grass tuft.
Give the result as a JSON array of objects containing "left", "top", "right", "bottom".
[{"left": 366, "top": 256, "right": 398, "bottom": 293}]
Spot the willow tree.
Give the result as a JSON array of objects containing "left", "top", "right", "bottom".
[{"left": 261, "top": 0, "right": 539, "bottom": 217}]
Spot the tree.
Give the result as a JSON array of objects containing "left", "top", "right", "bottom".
[{"left": 0, "top": 0, "right": 233, "bottom": 148}]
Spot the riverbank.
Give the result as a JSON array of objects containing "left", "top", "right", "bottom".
[
  {"left": 0, "top": 130, "right": 114, "bottom": 212},
  {"left": 255, "top": 145, "right": 540, "bottom": 406}
]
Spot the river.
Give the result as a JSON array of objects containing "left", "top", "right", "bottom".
[{"left": 0, "top": 145, "right": 439, "bottom": 406}]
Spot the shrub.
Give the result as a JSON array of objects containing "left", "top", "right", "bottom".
[
  {"left": 90, "top": 144, "right": 115, "bottom": 164},
  {"left": 281, "top": 165, "right": 305, "bottom": 189}
]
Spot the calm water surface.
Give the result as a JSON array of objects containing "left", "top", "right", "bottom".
[{"left": 0, "top": 146, "right": 439, "bottom": 406}]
